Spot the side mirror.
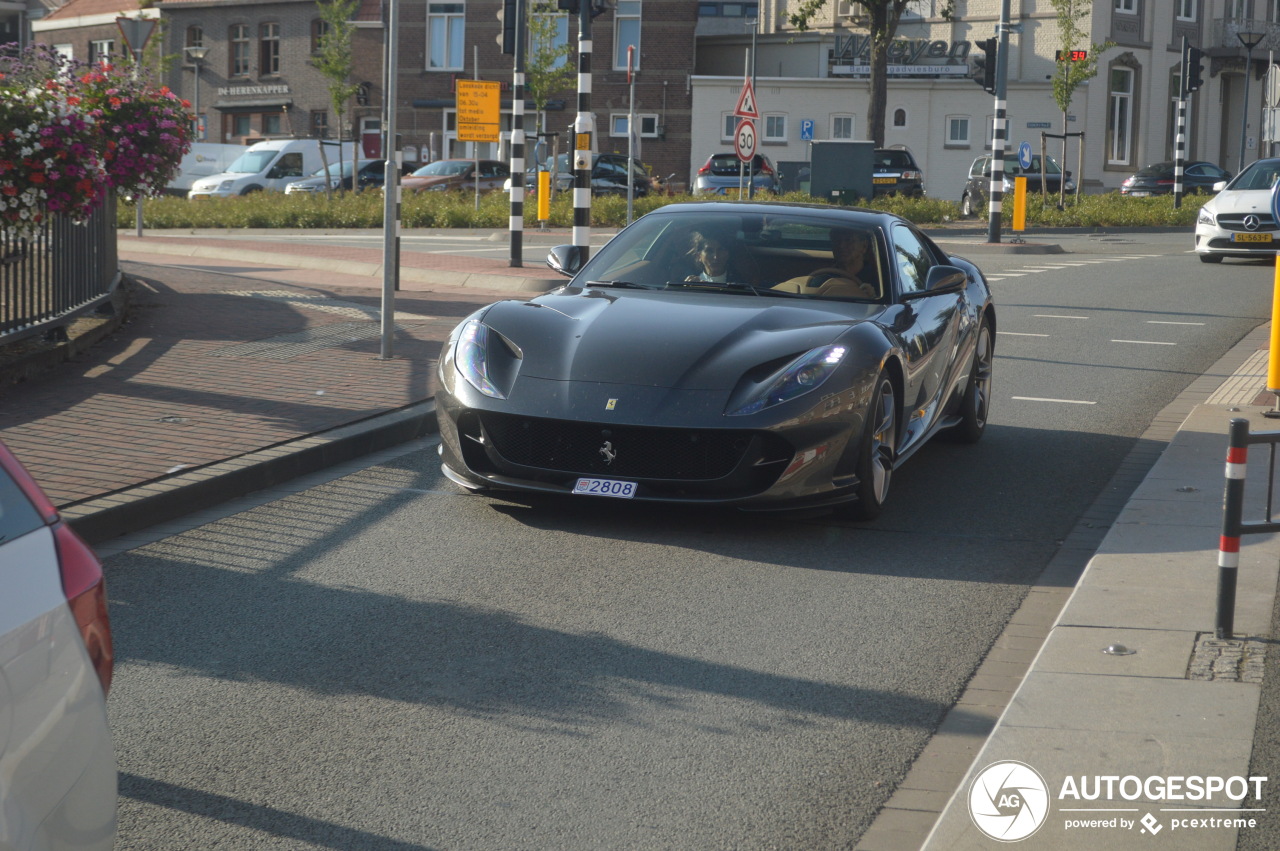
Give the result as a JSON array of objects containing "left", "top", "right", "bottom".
[
  {"left": 1213, "top": 180, "right": 1227, "bottom": 192},
  {"left": 547, "top": 244, "right": 584, "bottom": 277},
  {"left": 921, "top": 264, "right": 966, "bottom": 295},
  {"left": 1065, "top": 170, "right": 1073, "bottom": 180}
]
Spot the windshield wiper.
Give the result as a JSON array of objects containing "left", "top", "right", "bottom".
[
  {"left": 667, "top": 281, "right": 806, "bottom": 298},
  {"left": 584, "top": 279, "right": 653, "bottom": 289}
]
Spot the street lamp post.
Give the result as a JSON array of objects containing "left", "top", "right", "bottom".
[
  {"left": 745, "top": 17, "right": 757, "bottom": 199},
  {"left": 184, "top": 45, "right": 209, "bottom": 142},
  {"left": 1238, "top": 30, "right": 1264, "bottom": 173}
]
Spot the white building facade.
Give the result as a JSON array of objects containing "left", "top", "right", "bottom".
[{"left": 692, "top": 0, "right": 1279, "bottom": 200}]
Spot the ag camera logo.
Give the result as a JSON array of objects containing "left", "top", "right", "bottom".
[{"left": 969, "top": 760, "right": 1051, "bottom": 842}]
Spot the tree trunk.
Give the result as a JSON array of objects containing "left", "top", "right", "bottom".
[{"left": 867, "top": 3, "right": 891, "bottom": 147}]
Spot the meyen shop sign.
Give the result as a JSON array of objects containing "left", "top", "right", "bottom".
[{"left": 833, "top": 35, "right": 973, "bottom": 64}]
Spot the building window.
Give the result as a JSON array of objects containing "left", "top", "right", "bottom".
[
  {"left": 531, "top": 8, "right": 569, "bottom": 70},
  {"left": 893, "top": 108, "right": 907, "bottom": 127},
  {"left": 232, "top": 114, "right": 252, "bottom": 137},
  {"left": 89, "top": 40, "right": 114, "bottom": 65},
  {"left": 1227, "top": 0, "right": 1247, "bottom": 19},
  {"left": 764, "top": 114, "right": 786, "bottom": 141},
  {"left": 722, "top": 113, "right": 741, "bottom": 141},
  {"left": 1176, "top": 0, "right": 1196, "bottom": 21},
  {"left": 186, "top": 26, "right": 204, "bottom": 51},
  {"left": 614, "top": 1, "right": 641, "bottom": 71},
  {"left": 427, "top": 3, "right": 465, "bottom": 70},
  {"left": 311, "top": 19, "right": 328, "bottom": 54},
  {"left": 230, "top": 24, "right": 250, "bottom": 77},
  {"left": 946, "top": 115, "right": 970, "bottom": 146},
  {"left": 312, "top": 111, "right": 329, "bottom": 137},
  {"left": 611, "top": 113, "right": 659, "bottom": 137},
  {"left": 832, "top": 115, "right": 854, "bottom": 139},
  {"left": 1108, "top": 66, "right": 1134, "bottom": 164},
  {"left": 260, "top": 22, "right": 280, "bottom": 76},
  {"left": 262, "top": 112, "right": 282, "bottom": 135},
  {"left": 1115, "top": 0, "right": 1136, "bottom": 13}
]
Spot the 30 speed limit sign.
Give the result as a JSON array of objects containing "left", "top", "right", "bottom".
[{"left": 735, "top": 119, "right": 757, "bottom": 162}]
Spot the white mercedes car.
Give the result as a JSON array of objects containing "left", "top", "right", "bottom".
[{"left": 1194, "top": 157, "right": 1280, "bottom": 263}]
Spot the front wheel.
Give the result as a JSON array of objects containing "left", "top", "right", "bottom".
[
  {"left": 840, "top": 373, "right": 898, "bottom": 522},
  {"left": 961, "top": 194, "right": 974, "bottom": 218},
  {"left": 948, "top": 319, "right": 993, "bottom": 444}
]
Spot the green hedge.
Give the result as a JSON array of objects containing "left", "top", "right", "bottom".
[{"left": 119, "top": 187, "right": 1208, "bottom": 230}]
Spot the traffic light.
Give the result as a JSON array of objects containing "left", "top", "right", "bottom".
[
  {"left": 557, "top": 0, "right": 609, "bottom": 16},
  {"left": 497, "top": 0, "right": 517, "bottom": 55},
  {"left": 971, "top": 37, "right": 997, "bottom": 95},
  {"left": 1184, "top": 44, "right": 1206, "bottom": 93}
]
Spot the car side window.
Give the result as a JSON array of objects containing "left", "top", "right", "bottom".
[
  {"left": 891, "top": 224, "right": 932, "bottom": 296},
  {"left": 0, "top": 465, "right": 43, "bottom": 544},
  {"left": 276, "top": 153, "right": 304, "bottom": 177}
]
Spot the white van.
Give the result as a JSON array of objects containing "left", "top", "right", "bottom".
[
  {"left": 187, "top": 139, "right": 354, "bottom": 199},
  {"left": 167, "top": 142, "right": 245, "bottom": 196}
]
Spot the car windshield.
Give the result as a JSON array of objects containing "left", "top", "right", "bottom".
[
  {"left": 311, "top": 161, "right": 356, "bottom": 177},
  {"left": 1227, "top": 161, "right": 1280, "bottom": 191},
  {"left": 1002, "top": 155, "right": 1063, "bottom": 176},
  {"left": 569, "top": 211, "right": 887, "bottom": 301},
  {"left": 412, "top": 161, "right": 470, "bottom": 177},
  {"left": 225, "top": 150, "right": 279, "bottom": 174}
]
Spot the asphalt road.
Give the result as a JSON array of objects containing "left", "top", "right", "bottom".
[{"left": 103, "top": 232, "right": 1278, "bottom": 850}]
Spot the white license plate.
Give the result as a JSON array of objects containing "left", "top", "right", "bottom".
[
  {"left": 573, "top": 478, "right": 637, "bottom": 499},
  {"left": 1128, "top": 190, "right": 1150, "bottom": 197}
]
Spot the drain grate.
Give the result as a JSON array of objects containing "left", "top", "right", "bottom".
[{"left": 211, "top": 322, "right": 393, "bottom": 359}]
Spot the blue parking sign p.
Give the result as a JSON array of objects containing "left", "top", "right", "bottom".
[{"left": 800, "top": 119, "right": 814, "bottom": 141}]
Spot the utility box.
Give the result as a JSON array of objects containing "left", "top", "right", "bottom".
[{"left": 809, "top": 140, "right": 875, "bottom": 204}]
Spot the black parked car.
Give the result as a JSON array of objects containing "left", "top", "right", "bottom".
[
  {"left": 871, "top": 148, "right": 925, "bottom": 197},
  {"left": 284, "top": 158, "right": 404, "bottom": 194},
  {"left": 960, "top": 154, "right": 1076, "bottom": 217},
  {"left": 1120, "top": 161, "right": 1230, "bottom": 196},
  {"left": 513, "top": 153, "right": 650, "bottom": 197}
]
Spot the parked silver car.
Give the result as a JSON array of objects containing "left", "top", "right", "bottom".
[{"left": 692, "top": 153, "right": 780, "bottom": 196}]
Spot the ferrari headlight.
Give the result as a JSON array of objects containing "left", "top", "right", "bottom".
[
  {"left": 455, "top": 320, "right": 505, "bottom": 399},
  {"left": 728, "top": 345, "right": 847, "bottom": 416},
  {"left": 1198, "top": 207, "right": 1216, "bottom": 227}
]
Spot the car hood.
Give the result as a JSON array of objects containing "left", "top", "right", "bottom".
[
  {"left": 481, "top": 290, "right": 864, "bottom": 390},
  {"left": 1207, "top": 188, "right": 1273, "bottom": 214}
]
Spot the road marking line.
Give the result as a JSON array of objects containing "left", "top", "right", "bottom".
[
  {"left": 1147, "top": 320, "right": 1205, "bottom": 325},
  {"left": 1112, "top": 339, "right": 1176, "bottom": 345},
  {"left": 998, "top": 331, "right": 1051, "bottom": 337},
  {"left": 1034, "top": 314, "right": 1089, "bottom": 319},
  {"left": 1012, "top": 396, "right": 1097, "bottom": 405}
]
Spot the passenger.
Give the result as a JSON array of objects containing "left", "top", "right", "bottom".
[{"left": 685, "top": 228, "right": 751, "bottom": 284}]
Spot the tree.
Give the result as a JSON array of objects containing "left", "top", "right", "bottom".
[
  {"left": 1049, "top": 0, "right": 1111, "bottom": 204},
  {"left": 786, "top": 0, "right": 954, "bottom": 147},
  {"left": 314, "top": 0, "right": 361, "bottom": 191},
  {"left": 524, "top": 2, "right": 577, "bottom": 142}
]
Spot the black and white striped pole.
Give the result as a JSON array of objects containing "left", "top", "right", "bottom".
[
  {"left": 572, "top": 0, "right": 593, "bottom": 263},
  {"left": 379, "top": 0, "right": 401, "bottom": 360},
  {"left": 1174, "top": 36, "right": 1189, "bottom": 208},
  {"left": 986, "top": 0, "right": 1012, "bottom": 244},
  {"left": 507, "top": 0, "right": 526, "bottom": 267}
]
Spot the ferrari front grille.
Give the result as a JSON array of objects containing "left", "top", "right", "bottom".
[{"left": 478, "top": 413, "right": 757, "bottom": 480}]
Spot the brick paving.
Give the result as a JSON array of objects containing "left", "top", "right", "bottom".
[{"left": 0, "top": 259, "right": 506, "bottom": 508}]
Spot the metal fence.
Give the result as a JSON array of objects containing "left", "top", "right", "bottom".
[{"left": 0, "top": 195, "right": 119, "bottom": 346}]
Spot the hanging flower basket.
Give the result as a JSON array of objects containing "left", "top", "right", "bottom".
[{"left": 0, "top": 45, "right": 192, "bottom": 239}]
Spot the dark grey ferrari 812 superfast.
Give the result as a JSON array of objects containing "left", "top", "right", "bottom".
[{"left": 436, "top": 201, "right": 994, "bottom": 520}]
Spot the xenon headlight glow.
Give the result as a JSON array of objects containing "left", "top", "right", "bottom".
[{"left": 728, "top": 345, "right": 847, "bottom": 416}]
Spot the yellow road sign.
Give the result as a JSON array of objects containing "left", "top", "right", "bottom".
[{"left": 456, "top": 80, "right": 500, "bottom": 142}]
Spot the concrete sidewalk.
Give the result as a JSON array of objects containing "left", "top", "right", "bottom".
[{"left": 2, "top": 229, "right": 1277, "bottom": 850}]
